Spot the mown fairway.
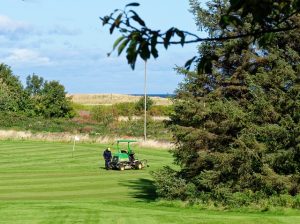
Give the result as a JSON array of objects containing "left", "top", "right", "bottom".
[{"left": 0, "top": 140, "right": 299, "bottom": 224}]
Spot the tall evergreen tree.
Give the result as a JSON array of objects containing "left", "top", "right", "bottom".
[{"left": 161, "top": 0, "right": 300, "bottom": 198}]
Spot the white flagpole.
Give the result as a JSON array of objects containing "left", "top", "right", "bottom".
[
  {"left": 72, "top": 136, "right": 80, "bottom": 158},
  {"left": 144, "top": 60, "right": 147, "bottom": 142}
]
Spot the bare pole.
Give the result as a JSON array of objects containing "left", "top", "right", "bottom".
[{"left": 144, "top": 60, "right": 147, "bottom": 142}]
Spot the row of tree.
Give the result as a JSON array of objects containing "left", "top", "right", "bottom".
[{"left": 0, "top": 63, "right": 74, "bottom": 118}]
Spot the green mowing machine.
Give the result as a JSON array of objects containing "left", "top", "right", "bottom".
[{"left": 110, "top": 139, "right": 147, "bottom": 171}]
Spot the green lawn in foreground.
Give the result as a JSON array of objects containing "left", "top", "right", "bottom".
[{"left": 0, "top": 140, "right": 299, "bottom": 224}]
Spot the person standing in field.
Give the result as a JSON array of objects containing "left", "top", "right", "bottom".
[{"left": 103, "top": 148, "right": 112, "bottom": 170}]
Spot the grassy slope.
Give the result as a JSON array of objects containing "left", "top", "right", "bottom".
[{"left": 0, "top": 141, "right": 299, "bottom": 224}]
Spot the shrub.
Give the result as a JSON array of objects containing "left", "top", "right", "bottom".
[
  {"left": 152, "top": 166, "right": 190, "bottom": 200},
  {"left": 0, "top": 80, "right": 19, "bottom": 111},
  {"left": 37, "top": 80, "right": 75, "bottom": 118},
  {"left": 91, "top": 106, "right": 117, "bottom": 127},
  {"left": 116, "top": 118, "right": 171, "bottom": 140},
  {"left": 117, "top": 119, "right": 144, "bottom": 136},
  {"left": 149, "top": 105, "right": 173, "bottom": 116},
  {"left": 114, "top": 102, "right": 136, "bottom": 116},
  {"left": 135, "top": 96, "right": 154, "bottom": 113},
  {"left": 293, "top": 195, "right": 300, "bottom": 209}
]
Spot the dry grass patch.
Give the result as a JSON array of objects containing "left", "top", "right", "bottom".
[
  {"left": 117, "top": 116, "right": 170, "bottom": 121},
  {"left": 68, "top": 93, "right": 172, "bottom": 106},
  {"left": 0, "top": 129, "right": 172, "bottom": 149}
]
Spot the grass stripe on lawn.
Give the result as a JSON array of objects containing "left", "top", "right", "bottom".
[{"left": 0, "top": 140, "right": 299, "bottom": 224}]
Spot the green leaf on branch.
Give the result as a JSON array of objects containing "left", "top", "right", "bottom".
[
  {"left": 151, "top": 46, "right": 159, "bottom": 58},
  {"left": 151, "top": 33, "right": 157, "bottom": 47},
  {"left": 126, "top": 39, "right": 138, "bottom": 69},
  {"left": 101, "top": 16, "right": 110, "bottom": 25},
  {"left": 139, "top": 41, "right": 150, "bottom": 61},
  {"left": 114, "top": 13, "right": 123, "bottom": 27},
  {"left": 109, "top": 13, "right": 123, "bottom": 34},
  {"left": 113, "top": 36, "right": 125, "bottom": 50},
  {"left": 184, "top": 56, "right": 197, "bottom": 70},
  {"left": 150, "top": 32, "right": 159, "bottom": 58},
  {"left": 125, "top": 2, "right": 140, "bottom": 7},
  {"left": 127, "top": 51, "right": 138, "bottom": 69},
  {"left": 175, "top": 29, "right": 185, "bottom": 46},
  {"left": 164, "top": 28, "right": 175, "bottom": 49},
  {"left": 109, "top": 23, "right": 116, "bottom": 34},
  {"left": 118, "top": 38, "right": 130, "bottom": 55},
  {"left": 129, "top": 10, "right": 146, "bottom": 26}
]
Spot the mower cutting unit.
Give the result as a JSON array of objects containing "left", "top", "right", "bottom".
[{"left": 110, "top": 140, "right": 147, "bottom": 171}]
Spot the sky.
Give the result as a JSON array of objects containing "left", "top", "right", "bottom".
[{"left": 0, "top": 0, "right": 202, "bottom": 94}]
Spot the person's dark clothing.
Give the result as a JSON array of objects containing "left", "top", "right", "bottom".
[
  {"left": 103, "top": 149, "right": 112, "bottom": 169},
  {"left": 129, "top": 152, "right": 135, "bottom": 164},
  {"left": 104, "top": 159, "right": 111, "bottom": 169},
  {"left": 103, "top": 149, "right": 112, "bottom": 160}
]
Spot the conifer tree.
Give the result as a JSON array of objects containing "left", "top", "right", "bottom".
[{"left": 164, "top": 0, "right": 300, "bottom": 197}]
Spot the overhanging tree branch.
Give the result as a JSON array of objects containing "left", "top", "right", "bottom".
[{"left": 100, "top": 1, "right": 300, "bottom": 70}]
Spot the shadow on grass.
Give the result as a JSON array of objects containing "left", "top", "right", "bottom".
[{"left": 120, "top": 178, "right": 157, "bottom": 202}]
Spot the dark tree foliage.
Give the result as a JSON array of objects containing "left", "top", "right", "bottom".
[
  {"left": 163, "top": 1, "right": 300, "bottom": 198},
  {"left": 0, "top": 64, "right": 74, "bottom": 118},
  {"left": 135, "top": 96, "right": 154, "bottom": 112},
  {"left": 26, "top": 74, "right": 44, "bottom": 96},
  {"left": 27, "top": 77, "right": 74, "bottom": 118},
  {"left": 101, "top": 0, "right": 300, "bottom": 70},
  {"left": 41, "top": 81, "right": 74, "bottom": 118},
  {"left": 0, "top": 64, "right": 29, "bottom": 111}
]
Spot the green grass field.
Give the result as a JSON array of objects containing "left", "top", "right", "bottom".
[{"left": 0, "top": 140, "right": 299, "bottom": 224}]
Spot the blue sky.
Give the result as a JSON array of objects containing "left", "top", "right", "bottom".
[{"left": 0, "top": 0, "right": 202, "bottom": 94}]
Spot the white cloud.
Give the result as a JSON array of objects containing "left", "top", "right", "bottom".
[
  {"left": 48, "top": 25, "right": 81, "bottom": 36},
  {"left": 3, "top": 48, "right": 50, "bottom": 66},
  {"left": 0, "top": 14, "right": 80, "bottom": 41},
  {"left": 0, "top": 15, "right": 32, "bottom": 37}
]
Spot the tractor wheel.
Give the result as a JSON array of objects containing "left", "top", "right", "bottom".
[
  {"left": 119, "top": 165, "right": 125, "bottom": 171},
  {"left": 136, "top": 162, "right": 142, "bottom": 170}
]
